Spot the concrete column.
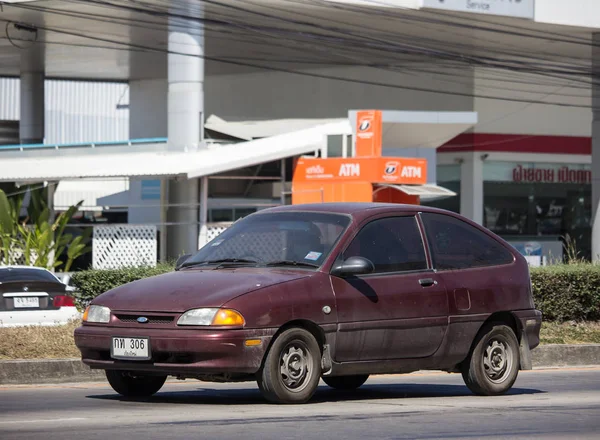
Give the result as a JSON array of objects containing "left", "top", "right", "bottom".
[
  {"left": 198, "top": 176, "right": 209, "bottom": 248},
  {"left": 165, "top": 4, "right": 204, "bottom": 258},
  {"left": 460, "top": 152, "right": 484, "bottom": 225},
  {"left": 167, "top": 178, "right": 199, "bottom": 258},
  {"left": 591, "top": 33, "right": 600, "bottom": 262},
  {"left": 167, "top": 6, "right": 204, "bottom": 152},
  {"left": 20, "top": 45, "right": 45, "bottom": 144}
]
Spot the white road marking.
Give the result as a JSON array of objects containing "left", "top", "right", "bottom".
[{"left": 0, "top": 417, "right": 87, "bottom": 425}]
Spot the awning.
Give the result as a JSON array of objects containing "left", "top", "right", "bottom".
[
  {"left": 205, "top": 115, "right": 348, "bottom": 140},
  {"left": 374, "top": 183, "right": 457, "bottom": 201},
  {"left": 349, "top": 110, "right": 478, "bottom": 149},
  {"left": 54, "top": 179, "right": 130, "bottom": 211},
  {"left": 0, "top": 121, "right": 351, "bottom": 182}
]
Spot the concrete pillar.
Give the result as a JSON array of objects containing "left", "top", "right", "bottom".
[
  {"left": 165, "top": 4, "right": 204, "bottom": 258},
  {"left": 167, "top": 178, "right": 199, "bottom": 258},
  {"left": 591, "top": 33, "right": 600, "bottom": 262},
  {"left": 167, "top": 7, "right": 204, "bottom": 152},
  {"left": 20, "top": 45, "right": 45, "bottom": 144},
  {"left": 460, "top": 152, "right": 484, "bottom": 225},
  {"left": 198, "top": 176, "right": 209, "bottom": 248}
]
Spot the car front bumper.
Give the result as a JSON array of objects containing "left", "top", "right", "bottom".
[{"left": 74, "top": 325, "right": 277, "bottom": 376}]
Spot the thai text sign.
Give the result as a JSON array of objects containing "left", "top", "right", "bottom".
[{"left": 512, "top": 165, "right": 591, "bottom": 184}]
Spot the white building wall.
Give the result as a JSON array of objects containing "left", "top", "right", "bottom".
[
  {"left": 535, "top": 0, "right": 600, "bottom": 29},
  {"left": 0, "top": 77, "right": 129, "bottom": 144},
  {"left": 129, "top": 79, "right": 167, "bottom": 139},
  {"left": 473, "top": 69, "right": 592, "bottom": 137},
  {"left": 205, "top": 65, "right": 475, "bottom": 121}
]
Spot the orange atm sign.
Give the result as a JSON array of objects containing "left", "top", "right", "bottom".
[{"left": 294, "top": 157, "right": 427, "bottom": 185}]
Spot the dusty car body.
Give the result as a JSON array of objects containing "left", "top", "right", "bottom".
[{"left": 74, "top": 203, "right": 542, "bottom": 403}]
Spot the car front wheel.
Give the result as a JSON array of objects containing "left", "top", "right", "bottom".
[
  {"left": 322, "top": 374, "right": 369, "bottom": 390},
  {"left": 257, "top": 327, "right": 321, "bottom": 404},
  {"left": 105, "top": 370, "right": 167, "bottom": 398},
  {"left": 461, "top": 323, "right": 520, "bottom": 396}
]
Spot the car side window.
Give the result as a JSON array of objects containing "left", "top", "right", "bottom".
[
  {"left": 342, "top": 216, "right": 428, "bottom": 274},
  {"left": 421, "top": 212, "right": 514, "bottom": 270}
]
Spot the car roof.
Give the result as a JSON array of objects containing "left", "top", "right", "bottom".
[
  {"left": 0, "top": 265, "right": 52, "bottom": 272},
  {"left": 259, "top": 202, "right": 455, "bottom": 219}
]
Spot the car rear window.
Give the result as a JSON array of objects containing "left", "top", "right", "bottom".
[
  {"left": 421, "top": 212, "right": 514, "bottom": 270},
  {"left": 0, "top": 268, "right": 60, "bottom": 283}
]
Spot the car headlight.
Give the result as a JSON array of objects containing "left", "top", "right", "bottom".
[
  {"left": 177, "top": 308, "right": 245, "bottom": 326},
  {"left": 83, "top": 305, "right": 111, "bottom": 323}
]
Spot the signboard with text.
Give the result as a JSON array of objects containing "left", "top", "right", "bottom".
[
  {"left": 293, "top": 157, "right": 428, "bottom": 185},
  {"left": 421, "top": 0, "right": 535, "bottom": 19}
]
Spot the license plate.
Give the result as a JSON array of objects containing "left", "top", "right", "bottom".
[
  {"left": 111, "top": 337, "right": 150, "bottom": 360},
  {"left": 14, "top": 297, "right": 39, "bottom": 308}
]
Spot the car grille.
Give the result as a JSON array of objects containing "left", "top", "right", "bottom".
[{"left": 115, "top": 314, "right": 175, "bottom": 324}]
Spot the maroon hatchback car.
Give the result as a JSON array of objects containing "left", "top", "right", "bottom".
[{"left": 74, "top": 203, "right": 542, "bottom": 404}]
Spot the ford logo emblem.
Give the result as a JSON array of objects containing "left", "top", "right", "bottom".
[{"left": 137, "top": 317, "right": 149, "bottom": 324}]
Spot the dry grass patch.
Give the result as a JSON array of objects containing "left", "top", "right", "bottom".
[
  {"left": 0, "top": 319, "right": 81, "bottom": 360},
  {"left": 540, "top": 321, "right": 600, "bottom": 345}
]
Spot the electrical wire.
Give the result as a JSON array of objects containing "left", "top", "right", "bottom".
[{"left": 2, "top": 0, "right": 599, "bottom": 109}]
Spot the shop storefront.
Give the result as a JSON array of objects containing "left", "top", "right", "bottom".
[{"left": 428, "top": 160, "right": 592, "bottom": 262}]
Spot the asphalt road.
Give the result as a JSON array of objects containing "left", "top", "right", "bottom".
[{"left": 1, "top": 368, "right": 599, "bottom": 440}]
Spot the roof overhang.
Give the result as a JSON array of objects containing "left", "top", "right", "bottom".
[
  {"left": 373, "top": 183, "right": 457, "bottom": 202},
  {"left": 0, "top": 121, "right": 351, "bottom": 182},
  {"left": 349, "top": 110, "right": 478, "bottom": 149}
]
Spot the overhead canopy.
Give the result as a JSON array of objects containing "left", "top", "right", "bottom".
[
  {"left": 374, "top": 183, "right": 457, "bottom": 202},
  {"left": 349, "top": 110, "right": 478, "bottom": 149},
  {"left": 54, "top": 179, "right": 130, "bottom": 211},
  {"left": 0, "top": 121, "right": 351, "bottom": 182},
  {"left": 205, "top": 115, "right": 348, "bottom": 140}
]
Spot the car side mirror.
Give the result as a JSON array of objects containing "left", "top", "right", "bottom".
[
  {"left": 331, "top": 256, "right": 375, "bottom": 277},
  {"left": 175, "top": 254, "right": 192, "bottom": 270}
]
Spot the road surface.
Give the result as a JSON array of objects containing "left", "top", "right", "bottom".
[{"left": 1, "top": 368, "right": 599, "bottom": 439}]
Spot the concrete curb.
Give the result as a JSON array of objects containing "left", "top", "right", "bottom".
[
  {"left": 531, "top": 344, "right": 600, "bottom": 368},
  {"left": 0, "top": 359, "right": 105, "bottom": 385},
  {"left": 1, "top": 344, "right": 599, "bottom": 385}
]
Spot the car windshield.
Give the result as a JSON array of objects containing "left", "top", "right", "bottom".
[
  {"left": 183, "top": 211, "right": 351, "bottom": 269},
  {"left": 0, "top": 268, "right": 61, "bottom": 283}
]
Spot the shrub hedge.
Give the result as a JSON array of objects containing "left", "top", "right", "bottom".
[
  {"left": 69, "top": 263, "right": 600, "bottom": 322},
  {"left": 530, "top": 264, "right": 600, "bottom": 322},
  {"left": 70, "top": 263, "right": 174, "bottom": 310}
]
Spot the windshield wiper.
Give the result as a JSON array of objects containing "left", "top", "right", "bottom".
[
  {"left": 179, "top": 258, "right": 259, "bottom": 269},
  {"left": 264, "top": 260, "right": 319, "bottom": 268}
]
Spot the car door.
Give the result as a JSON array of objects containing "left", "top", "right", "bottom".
[
  {"left": 419, "top": 212, "right": 522, "bottom": 317},
  {"left": 330, "top": 214, "right": 449, "bottom": 362}
]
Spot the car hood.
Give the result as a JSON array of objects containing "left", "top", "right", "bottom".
[{"left": 94, "top": 267, "right": 312, "bottom": 313}]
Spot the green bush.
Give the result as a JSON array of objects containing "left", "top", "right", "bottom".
[
  {"left": 70, "top": 263, "right": 175, "bottom": 310},
  {"left": 530, "top": 264, "right": 600, "bottom": 322},
  {"left": 68, "top": 262, "right": 600, "bottom": 323}
]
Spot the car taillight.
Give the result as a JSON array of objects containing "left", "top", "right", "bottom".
[{"left": 54, "top": 295, "right": 75, "bottom": 307}]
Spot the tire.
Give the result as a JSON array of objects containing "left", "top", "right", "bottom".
[
  {"left": 322, "top": 374, "right": 369, "bottom": 390},
  {"left": 461, "top": 323, "right": 520, "bottom": 396},
  {"left": 257, "top": 327, "right": 322, "bottom": 404},
  {"left": 105, "top": 370, "right": 167, "bottom": 398}
]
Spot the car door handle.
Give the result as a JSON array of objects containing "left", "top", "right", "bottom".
[{"left": 419, "top": 278, "right": 437, "bottom": 287}]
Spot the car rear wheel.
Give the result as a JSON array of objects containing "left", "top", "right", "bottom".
[
  {"left": 322, "top": 374, "right": 369, "bottom": 390},
  {"left": 461, "top": 323, "right": 520, "bottom": 396},
  {"left": 257, "top": 327, "right": 321, "bottom": 404},
  {"left": 105, "top": 370, "right": 167, "bottom": 398}
]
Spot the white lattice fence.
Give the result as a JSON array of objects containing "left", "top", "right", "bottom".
[
  {"left": 93, "top": 225, "right": 157, "bottom": 269},
  {"left": 200, "top": 223, "right": 233, "bottom": 248}
]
